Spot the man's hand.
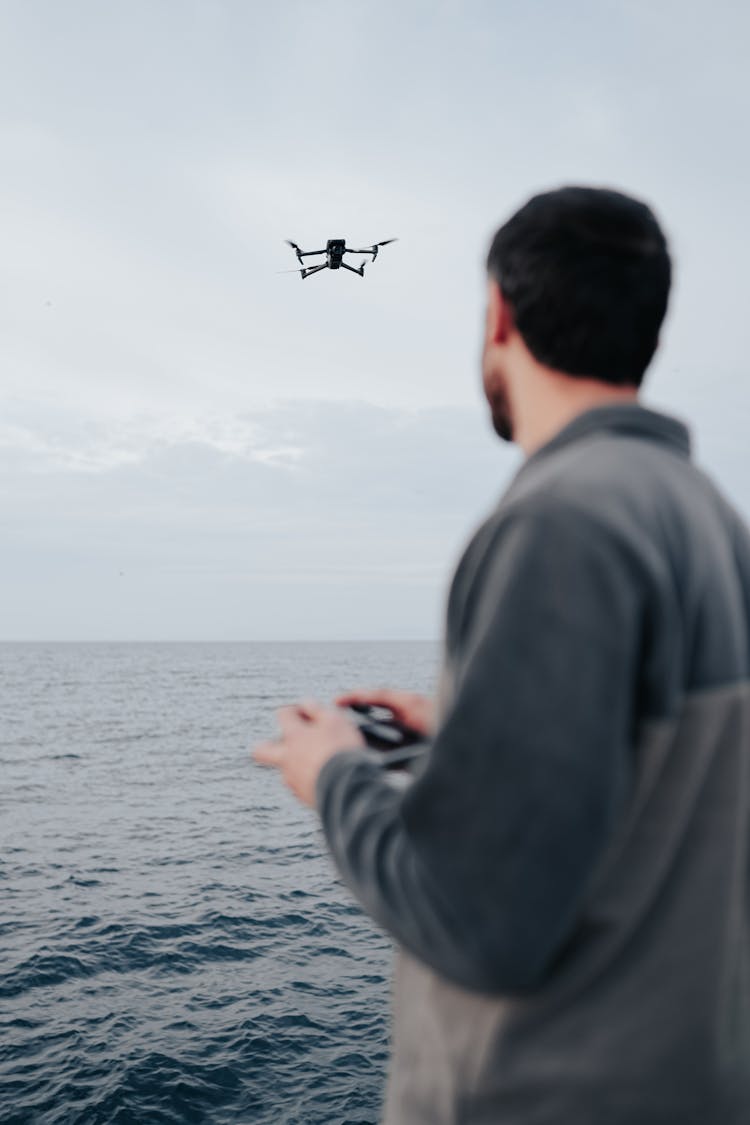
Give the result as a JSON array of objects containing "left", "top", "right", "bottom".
[
  {"left": 335, "top": 687, "right": 436, "bottom": 737},
  {"left": 253, "top": 699, "right": 366, "bottom": 808}
]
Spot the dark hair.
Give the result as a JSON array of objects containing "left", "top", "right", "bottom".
[{"left": 486, "top": 186, "right": 671, "bottom": 386}]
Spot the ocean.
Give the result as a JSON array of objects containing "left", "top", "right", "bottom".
[{"left": 0, "top": 641, "right": 440, "bottom": 1124}]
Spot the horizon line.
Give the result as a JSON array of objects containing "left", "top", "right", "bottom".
[{"left": 0, "top": 637, "right": 441, "bottom": 645}]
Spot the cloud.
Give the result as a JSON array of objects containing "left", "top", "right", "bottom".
[
  {"left": 2, "top": 0, "right": 749, "bottom": 638},
  {"left": 1, "top": 399, "right": 513, "bottom": 639}
]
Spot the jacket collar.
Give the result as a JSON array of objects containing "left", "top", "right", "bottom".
[{"left": 522, "top": 401, "right": 691, "bottom": 468}]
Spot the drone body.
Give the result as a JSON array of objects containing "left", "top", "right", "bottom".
[{"left": 284, "top": 237, "right": 397, "bottom": 279}]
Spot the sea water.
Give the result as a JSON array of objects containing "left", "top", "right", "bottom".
[{"left": 0, "top": 641, "right": 439, "bottom": 1124}]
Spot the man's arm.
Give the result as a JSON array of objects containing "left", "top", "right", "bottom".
[{"left": 317, "top": 507, "right": 644, "bottom": 994}]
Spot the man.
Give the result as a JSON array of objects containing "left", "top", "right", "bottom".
[{"left": 254, "top": 186, "right": 750, "bottom": 1123}]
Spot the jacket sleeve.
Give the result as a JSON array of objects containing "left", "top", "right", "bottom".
[{"left": 316, "top": 507, "right": 644, "bottom": 994}]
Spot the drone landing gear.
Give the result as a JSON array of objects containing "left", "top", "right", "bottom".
[
  {"left": 341, "top": 261, "right": 365, "bottom": 278},
  {"left": 301, "top": 263, "right": 329, "bottom": 280}
]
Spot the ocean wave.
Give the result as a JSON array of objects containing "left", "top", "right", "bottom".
[{"left": 0, "top": 640, "right": 438, "bottom": 1122}]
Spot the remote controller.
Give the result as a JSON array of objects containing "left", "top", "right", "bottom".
[{"left": 341, "top": 702, "right": 426, "bottom": 769}]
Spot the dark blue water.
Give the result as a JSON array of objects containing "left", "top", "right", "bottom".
[{"left": 0, "top": 642, "right": 439, "bottom": 1124}]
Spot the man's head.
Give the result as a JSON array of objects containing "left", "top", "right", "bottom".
[{"left": 482, "top": 186, "right": 671, "bottom": 446}]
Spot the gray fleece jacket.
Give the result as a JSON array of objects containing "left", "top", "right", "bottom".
[{"left": 316, "top": 403, "right": 750, "bottom": 1124}]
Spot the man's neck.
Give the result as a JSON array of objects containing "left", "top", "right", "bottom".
[{"left": 516, "top": 373, "right": 639, "bottom": 457}]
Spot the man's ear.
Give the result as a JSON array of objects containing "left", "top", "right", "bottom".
[{"left": 487, "top": 278, "right": 513, "bottom": 346}]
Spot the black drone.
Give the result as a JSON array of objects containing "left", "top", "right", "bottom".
[{"left": 282, "top": 237, "right": 397, "bottom": 279}]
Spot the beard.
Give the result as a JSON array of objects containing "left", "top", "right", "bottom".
[
  {"left": 482, "top": 343, "right": 515, "bottom": 442},
  {"left": 489, "top": 388, "right": 514, "bottom": 442},
  {"left": 483, "top": 365, "right": 514, "bottom": 441}
]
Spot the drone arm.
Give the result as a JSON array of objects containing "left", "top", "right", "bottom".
[
  {"left": 286, "top": 241, "right": 326, "bottom": 261},
  {"left": 344, "top": 247, "right": 378, "bottom": 256},
  {"left": 340, "top": 261, "right": 365, "bottom": 277}
]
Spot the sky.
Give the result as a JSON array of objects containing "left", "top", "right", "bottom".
[{"left": 1, "top": 0, "right": 749, "bottom": 641}]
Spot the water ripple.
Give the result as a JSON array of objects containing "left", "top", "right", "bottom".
[{"left": 0, "top": 641, "right": 438, "bottom": 1123}]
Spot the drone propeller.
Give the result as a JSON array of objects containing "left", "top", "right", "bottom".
[
  {"left": 374, "top": 238, "right": 398, "bottom": 247},
  {"left": 285, "top": 240, "right": 302, "bottom": 251}
]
